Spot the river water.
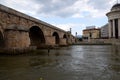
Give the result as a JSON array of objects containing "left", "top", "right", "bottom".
[{"left": 0, "top": 45, "right": 120, "bottom": 80}]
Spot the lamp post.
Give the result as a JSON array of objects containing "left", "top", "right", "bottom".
[
  {"left": 70, "top": 28, "right": 72, "bottom": 34},
  {"left": 76, "top": 32, "right": 77, "bottom": 37}
]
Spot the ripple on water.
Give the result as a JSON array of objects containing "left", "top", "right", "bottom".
[{"left": 0, "top": 45, "right": 120, "bottom": 80}]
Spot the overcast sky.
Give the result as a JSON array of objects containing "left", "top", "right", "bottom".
[{"left": 0, "top": 0, "right": 118, "bottom": 35}]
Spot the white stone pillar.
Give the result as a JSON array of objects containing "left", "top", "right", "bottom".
[
  {"left": 109, "top": 20, "right": 111, "bottom": 38},
  {"left": 113, "top": 19, "right": 115, "bottom": 38}
]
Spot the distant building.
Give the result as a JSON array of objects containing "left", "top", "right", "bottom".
[
  {"left": 83, "top": 27, "right": 100, "bottom": 39},
  {"left": 100, "top": 24, "right": 109, "bottom": 39},
  {"left": 106, "top": 3, "right": 120, "bottom": 39}
]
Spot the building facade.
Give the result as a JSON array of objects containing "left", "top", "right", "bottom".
[
  {"left": 101, "top": 24, "right": 109, "bottom": 39},
  {"left": 106, "top": 3, "right": 120, "bottom": 39},
  {"left": 83, "top": 27, "right": 100, "bottom": 39}
]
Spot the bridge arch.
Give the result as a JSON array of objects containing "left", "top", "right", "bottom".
[
  {"left": 29, "top": 26, "right": 45, "bottom": 48},
  {"left": 0, "top": 31, "right": 4, "bottom": 48},
  {"left": 52, "top": 32, "right": 60, "bottom": 44},
  {"left": 63, "top": 34, "right": 67, "bottom": 38},
  {"left": 63, "top": 34, "right": 68, "bottom": 43}
]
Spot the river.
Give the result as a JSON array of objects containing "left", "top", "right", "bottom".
[{"left": 0, "top": 45, "right": 120, "bottom": 80}]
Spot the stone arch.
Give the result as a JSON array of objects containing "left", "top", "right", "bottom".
[
  {"left": 52, "top": 32, "right": 60, "bottom": 44},
  {"left": 63, "top": 34, "right": 68, "bottom": 44},
  {"left": 63, "top": 34, "right": 67, "bottom": 38},
  {"left": 0, "top": 30, "right": 4, "bottom": 48},
  {"left": 68, "top": 34, "right": 70, "bottom": 38},
  {"left": 0, "top": 23, "right": 4, "bottom": 48},
  {"left": 29, "top": 26, "right": 45, "bottom": 48}
]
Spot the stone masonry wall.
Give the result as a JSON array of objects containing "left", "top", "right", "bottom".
[
  {"left": 45, "top": 36, "right": 55, "bottom": 46},
  {"left": 4, "top": 30, "right": 30, "bottom": 49},
  {"left": 0, "top": 4, "right": 76, "bottom": 51},
  {"left": 60, "top": 38, "right": 67, "bottom": 46}
]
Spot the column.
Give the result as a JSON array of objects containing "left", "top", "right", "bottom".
[
  {"left": 109, "top": 20, "right": 111, "bottom": 38},
  {"left": 118, "top": 19, "right": 120, "bottom": 38},
  {"left": 113, "top": 19, "right": 115, "bottom": 38}
]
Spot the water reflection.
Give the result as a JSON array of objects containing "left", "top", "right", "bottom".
[
  {"left": 0, "top": 45, "right": 120, "bottom": 80},
  {"left": 109, "top": 45, "right": 120, "bottom": 72},
  {"left": 29, "top": 57, "right": 56, "bottom": 67}
]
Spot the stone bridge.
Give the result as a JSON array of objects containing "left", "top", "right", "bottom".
[{"left": 0, "top": 4, "right": 76, "bottom": 51}]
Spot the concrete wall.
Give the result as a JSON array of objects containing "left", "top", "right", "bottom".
[{"left": 90, "top": 39, "right": 120, "bottom": 44}]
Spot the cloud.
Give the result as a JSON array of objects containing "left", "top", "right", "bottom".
[
  {"left": 34, "top": 0, "right": 78, "bottom": 17},
  {"left": 0, "top": 0, "right": 116, "bottom": 18},
  {"left": 0, "top": 0, "right": 116, "bottom": 35},
  {"left": 53, "top": 23, "right": 86, "bottom": 35},
  {"left": 88, "top": 0, "right": 110, "bottom": 10},
  {"left": 53, "top": 23, "right": 80, "bottom": 31},
  {"left": 86, "top": 0, "right": 117, "bottom": 18},
  {"left": 0, "top": 0, "right": 42, "bottom": 16}
]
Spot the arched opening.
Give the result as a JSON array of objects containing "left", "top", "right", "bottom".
[
  {"left": 63, "top": 34, "right": 67, "bottom": 39},
  {"left": 0, "top": 31, "right": 4, "bottom": 48},
  {"left": 63, "top": 34, "right": 68, "bottom": 44},
  {"left": 29, "top": 26, "right": 45, "bottom": 48},
  {"left": 52, "top": 32, "right": 60, "bottom": 44}
]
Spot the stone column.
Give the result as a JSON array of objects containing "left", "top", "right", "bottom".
[
  {"left": 109, "top": 20, "right": 111, "bottom": 38},
  {"left": 113, "top": 19, "right": 115, "bottom": 38},
  {"left": 118, "top": 19, "right": 120, "bottom": 38}
]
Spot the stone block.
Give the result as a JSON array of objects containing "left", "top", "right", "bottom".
[
  {"left": 60, "top": 38, "right": 67, "bottom": 46},
  {"left": 4, "top": 30, "right": 30, "bottom": 49},
  {"left": 45, "top": 36, "right": 55, "bottom": 45}
]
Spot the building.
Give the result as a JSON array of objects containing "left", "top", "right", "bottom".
[
  {"left": 106, "top": 3, "right": 120, "bottom": 39},
  {"left": 101, "top": 24, "right": 109, "bottom": 39},
  {"left": 83, "top": 27, "right": 100, "bottom": 39}
]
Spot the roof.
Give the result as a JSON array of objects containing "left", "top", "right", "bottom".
[
  {"left": 111, "top": 3, "right": 120, "bottom": 11},
  {"left": 83, "top": 28, "right": 100, "bottom": 31},
  {"left": 112, "top": 3, "right": 120, "bottom": 8}
]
